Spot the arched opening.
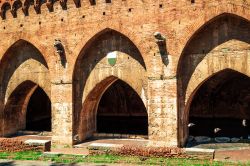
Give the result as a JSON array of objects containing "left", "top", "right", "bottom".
[
  {"left": 177, "top": 13, "right": 250, "bottom": 146},
  {"left": 0, "top": 39, "right": 50, "bottom": 136},
  {"left": 188, "top": 70, "right": 250, "bottom": 142},
  {"left": 26, "top": 87, "right": 51, "bottom": 131},
  {"left": 3, "top": 81, "right": 51, "bottom": 136},
  {"left": 73, "top": 29, "right": 147, "bottom": 143},
  {"left": 97, "top": 79, "right": 148, "bottom": 135}
]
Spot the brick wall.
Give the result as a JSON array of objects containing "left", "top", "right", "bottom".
[{"left": 0, "top": 0, "right": 249, "bottom": 147}]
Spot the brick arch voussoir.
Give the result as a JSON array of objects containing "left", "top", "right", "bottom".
[{"left": 176, "top": 4, "right": 250, "bottom": 68}]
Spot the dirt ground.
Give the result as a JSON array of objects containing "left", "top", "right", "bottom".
[{"left": 214, "top": 148, "right": 250, "bottom": 163}]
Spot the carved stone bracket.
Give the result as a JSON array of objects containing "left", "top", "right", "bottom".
[
  {"left": 154, "top": 32, "right": 169, "bottom": 66},
  {"left": 54, "top": 39, "right": 67, "bottom": 67}
]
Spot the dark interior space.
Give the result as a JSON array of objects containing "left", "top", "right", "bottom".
[
  {"left": 189, "top": 70, "right": 250, "bottom": 138},
  {"left": 97, "top": 80, "right": 148, "bottom": 135},
  {"left": 26, "top": 87, "right": 51, "bottom": 131}
]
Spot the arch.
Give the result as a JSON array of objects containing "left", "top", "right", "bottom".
[
  {"left": 177, "top": 13, "right": 250, "bottom": 146},
  {"left": 0, "top": 39, "right": 50, "bottom": 105},
  {"left": 77, "top": 76, "right": 148, "bottom": 142},
  {"left": 73, "top": 28, "right": 146, "bottom": 71},
  {"left": 72, "top": 29, "right": 148, "bottom": 143},
  {"left": 176, "top": 8, "right": 250, "bottom": 57},
  {"left": 185, "top": 40, "right": 250, "bottom": 105},
  {"left": 187, "top": 69, "right": 250, "bottom": 140},
  {"left": 72, "top": 27, "right": 149, "bottom": 71},
  {"left": 0, "top": 39, "right": 51, "bottom": 136},
  {"left": 2, "top": 80, "right": 52, "bottom": 136},
  {"left": 5, "top": 59, "right": 51, "bottom": 103},
  {"left": 0, "top": 37, "right": 53, "bottom": 71},
  {"left": 186, "top": 69, "right": 250, "bottom": 116},
  {"left": 0, "top": 39, "right": 49, "bottom": 68}
]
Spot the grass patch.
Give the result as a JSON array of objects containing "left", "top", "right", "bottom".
[{"left": 0, "top": 151, "right": 245, "bottom": 165}]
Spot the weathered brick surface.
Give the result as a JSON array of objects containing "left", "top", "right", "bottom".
[{"left": 0, "top": 0, "right": 248, "bottom": 147}]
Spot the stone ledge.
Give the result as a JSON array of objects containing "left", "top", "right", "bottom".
[
  {"left": 24, "top": 139, "right": 51, "bottom": 152},
  {"left": 88, "top": 143, "right": 123, "bottom": 155},
  {"left": 184, "top": 148, "right": 215, "bottom": 160},
  {"left": 93, "top": 133, "right": 148, "bottom": 139},
  {"left": 88, "top": 143, "right": 123, "bottom": 150}
]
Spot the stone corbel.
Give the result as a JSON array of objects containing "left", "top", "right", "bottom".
[
  {"left": 154, "top": 32, "right": 169, "bottom": 66},
  {"left": 54, "top": 39, "right": 67, "bottom": 67}
]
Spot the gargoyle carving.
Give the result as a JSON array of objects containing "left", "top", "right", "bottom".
[
  {"left": 154, "top": 32, "right": 166, "bottom": 47},
  {"left": 154, "top": 32, "right": 169, "bottom": 66},
  {"left": 54, "top": 39, "right": 67, "bottom": 67},
  {"left": 54, "top": 39, "right": 64, "bottom": 54}
]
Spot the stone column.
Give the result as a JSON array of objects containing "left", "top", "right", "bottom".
[
  {"left": 50, "top": 52, "right": 73, "bottom": 146},
  {"left": 51, "top": 83, "right": 73, "bottom": 145},
  {"left": 147, "top": 41, "right": 178, "bottom": 146},
  {"left": 148, "top": 78, "right": 178, "bottom": 147}
]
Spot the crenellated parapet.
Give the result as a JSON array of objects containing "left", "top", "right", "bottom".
[{"left": 0, "top": 0, "right": 84, "bottom": 19}]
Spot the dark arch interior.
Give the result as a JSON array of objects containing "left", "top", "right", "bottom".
[
  {"left": 97, "top": 80, "right": 148, "bottom": 135},
  {"left": 26, "top": 87, "right": 51, "bottom": 131},
  {"left": 189, "top": 70, "right": 250, "bottom": 138}
]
